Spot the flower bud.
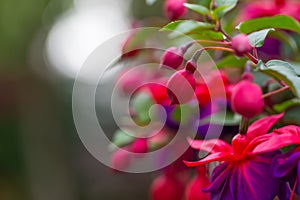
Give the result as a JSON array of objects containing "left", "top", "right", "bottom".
[
  {"left": 131, "top": 138, "right": 148, "bottom": 153},
  {"left": 185, "top": 166, "right": 211, "bottom": 200},
  {"left": 164, "top": 0, "right": 187, "bottom": 21},
  {"left": 161, "top": 47, "right": 184, "bottom": 70},
  {"left": 110, "top": 148, "right": 131, "bottom": 171},
  {"left": 231, "top": 34, "right": 253, "bottom": 56},
  {"left": 150, "top": 175, "right": 185, "bottom": 200},
  {"left": 230, "top": 80, "right": 264, "bottom": 118},
  {"left": 167, "top": 69, "right": 196, "bottom": 104}
]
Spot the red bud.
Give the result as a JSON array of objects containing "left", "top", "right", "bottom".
[
  {"left": 231, "top": 34, "right": 253, "bottom": 56},
  {"left": 185, "top": 166, "right": 211, "bottom": 200},
  {"left": 131, "top": 138, "right": 148, "bottom": 153},
  {"left": 150, "top": 175, "right": 185, "bottom": 200},
  {"left": 164, "top": 0, "right": 187, "bottom": 21},
  {"left": 230, "top": 80, "right": 264, "bottom": 118},
  {"left": 110, "top": 148, "right": 131, "bottom": 171},
  {"left": 161, "top": 47, "right": 184, "bottom": 70},
  {"left": 167, "top": 69, "right": 196, "bottom": 104}
]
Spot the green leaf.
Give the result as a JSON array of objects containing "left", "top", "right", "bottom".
[
  {"left": 201, "top": 111, "right": 241, "bottom": 126},
  {"left": 132, "top": 91, "right": 154, "bottom": 124},
  {"left": 237, "top": 15, "right": 300, "bottom": 34},
  {"left": 247, "top": 28, "right": 274, "bottom": 47},
  {"left": 273, "top": 98, "right": 300, "bottom": 112},
  {"left": 172, "top": 104, "right": 196, "bottom": 124},
  {"left": 146, "top": 0, "right": 157, "bottom": 5},
  {"left": 184, "top": 3, "right": 210, "bottom": 16},
  {"left": 215, "top": 55, "right": 248, "bottom": 69},
  {"left": 161, "top": 20, "right": 215, "bottom": 37},
  {"left": 188, "top": 31, "right": 224, "bottom": 40},
  {"left": 213, "top": 0, "right": 237, "bottom": 18},
  {"left": 257, "top": 60, "right": 300, "bottom": 98},
  {"left": 110, "top": 129, "right": 134, "bottom": 150}
]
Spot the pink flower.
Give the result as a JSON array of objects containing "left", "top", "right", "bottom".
[{"left": 239, "top": 0, "right": 300, "bottom": 22}]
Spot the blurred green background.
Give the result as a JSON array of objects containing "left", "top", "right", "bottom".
[{"left": 0, "top": 0, "right": 167, "bottom": 199}]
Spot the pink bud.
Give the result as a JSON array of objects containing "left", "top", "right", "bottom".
[
  {"left": 167, "top": 69, "right": 196, "bottom": 104},
  {"left": 231, "top": 34, "right": 253, "bottom": 56},
  {"left": 110, "top": 148, "right": 131, "bottom": 171},
  {"left": 131, "top": 138, "right": 148, "bottom": 153},
  {"left": 185, "top": 60, "right": 197, "bottom": 73},
  {"left": 164, "top": 0, "right": 187, "bottom": 21},
  {"left": 185, "top": 174, "right": 211, "bottom": 200},
  {"left": 150, "top": 175, "right": 185, "bottom": 200},
  {"left": 230, "top": 80, "right": 264, "bottom": 118},
  {"left": 161, "top": 47, "right": 184, "bottom": 70}
]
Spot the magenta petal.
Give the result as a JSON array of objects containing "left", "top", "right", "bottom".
[
  {"left": 246, "top": 113, "right": 283, "bottom": 140},
  {"left": 187, "top": 138, "right": 232, "bottom": 153}
]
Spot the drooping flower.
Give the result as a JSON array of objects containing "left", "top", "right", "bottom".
[
  {"left": 184, "top": 113, "right": 290, "bottom": 200},
  {"left": 253, "top": 125, "right": 300, "bottom": 196}
]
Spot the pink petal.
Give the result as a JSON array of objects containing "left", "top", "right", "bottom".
[
  {"left": 246, "top": 113, "right": 284, "bottom": 140},
  {"left": 187, "top": 138, "right": 232, "bottom": 153},
  {"left": 184, "top": 152, "right": 234, "bottom": 167}
]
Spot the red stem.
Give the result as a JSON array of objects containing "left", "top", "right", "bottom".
[{"left": 262, "top": 86, "right": 290, "bottom": 98}]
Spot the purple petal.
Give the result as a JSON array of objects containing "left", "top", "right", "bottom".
[{"left": 272, "top": 150, "right": 300, "bottom": 178}]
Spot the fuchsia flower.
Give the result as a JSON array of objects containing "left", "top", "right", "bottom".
[
  {"left": 253, "top": 125, "right": 300, "bottom": 196},
  {"left": 239, "top": 0, "right": 300, "bottom": 22},
  {"left": 184, "top": 113, "right": 290, "bottom": 200}
]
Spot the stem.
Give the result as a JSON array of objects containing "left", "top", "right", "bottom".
[
  {"left": 194, "top": 40, "right": 231, "bottom": 46},
  {"left": 220, "top": 28, "right": 232, "bottom": 41},
  {"left": 290, "top": 176, "right": 298, "bottom": 200},
  {"left": 245, "top": 52, "right": 259, "bottom": 65},
  {"left": 253, "top": 47, "right": 258, "bottom": 58},
  {"left": 262, "top": 86, "right": 290, "bottom": 98},
  {"left": 191, "top": 46, "right": 235, "bottom": 61},
  {"left": 239, "top": 117, "right": 250, "bottom": 135}
]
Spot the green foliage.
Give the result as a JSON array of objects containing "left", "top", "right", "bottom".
[
  {"left": 132, "top": 91, "right": 155, "bottom": 124},
  {"left": 110, "top": 129, "right": 134, "bottom": 150},
  {"left": 215, "top": 55, "right": 248, "bottom": 68},
  {"left": 257, "top": 60, "right": 300, "bottom": 98},
  {"left": 161, "top": 20, "right": 215, "bottom": 37},
  {"left": 273, "top": 98, "right": 300, "bottom": 113},
  {"left": 146, "top": 0, "right": 158, "bottom": 5},
  {"left": 184, "top": 3, "right": 210, "bottom": 16},
  {"left": 247, "top": 29, "right": 274, "bottom": 48},
  {"left": 213, "top": 0, "right": 237, "bottom": 19},
  {"left": 237, "top": 15, "right": 300, "bottom": 34},
  {"left": 201, "top": 111, "right": 241, "bottom": 126}
]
